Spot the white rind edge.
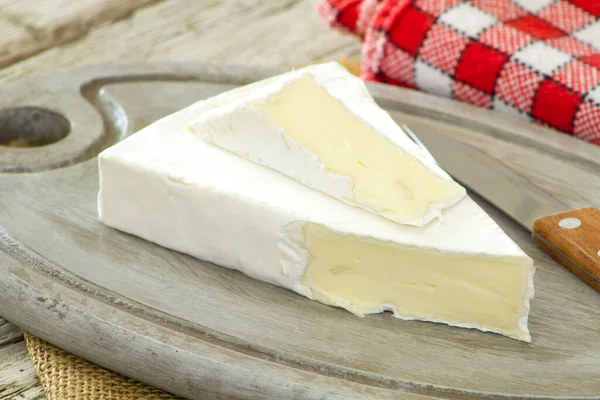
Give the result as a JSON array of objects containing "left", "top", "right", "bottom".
[{"left": 188, "top": 61, "right": 466, "bottom": 227}]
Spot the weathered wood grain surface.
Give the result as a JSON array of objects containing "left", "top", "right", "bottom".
[
  {"left": 0, "top": 1, "right": 359, "bottom": 398},
  {"left": 0, "top": 319, "right": 44, "bottom": 399},
  {"left": 1, "top": 62, "right": 599, "bottom": 399},
  {"left": 4, "top": 1, "right": 599, "bottom": 398},
  {"left": 0, "top": 0, "right": 161, "bottom": 69},
  {"left": 0, "top": 0, "right": 360, "bottom": 84}
]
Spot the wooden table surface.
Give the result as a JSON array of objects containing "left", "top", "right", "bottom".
[{"left": 0, "top": 1, "right": 359, "bottom": 398}]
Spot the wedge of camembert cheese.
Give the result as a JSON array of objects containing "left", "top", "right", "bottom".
[
  {"left": 98, "top": 63, "right": 535, "bottom": 341},
  {"left": 188, "top": 62, "right": 466, "bottom": 227}
]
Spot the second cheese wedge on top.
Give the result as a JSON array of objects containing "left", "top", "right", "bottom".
[{"left": 188, "top": 62, "right": 466, "bottom": 227}]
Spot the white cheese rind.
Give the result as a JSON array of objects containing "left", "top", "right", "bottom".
[
  {"left": 98, "top": 101, "right": 535, "bottom": 342},
  {"left": 188, "top": 62, "right": 465, "bottom": 227},
  {"left": 195, "top": 106, "right": 355, "bottom": 201}
]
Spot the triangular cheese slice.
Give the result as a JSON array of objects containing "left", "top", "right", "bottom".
[
  {"left": 188, "top": 62, "right": 466, "bottom": 227},
  {"left": 98, "top": 90, "right": 535, "bottom": 341}
]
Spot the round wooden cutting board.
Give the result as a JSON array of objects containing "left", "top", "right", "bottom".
[{"left": 1, "top": 63, "right": 599, "bottom": 399}]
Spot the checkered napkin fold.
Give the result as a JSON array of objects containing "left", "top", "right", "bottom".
[{"left": 317, "top": 0, "right": 600, "bottom": 145}]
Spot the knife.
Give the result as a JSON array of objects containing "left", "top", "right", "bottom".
[{"left": 401, "top": 125, "right": 600, "bottom": 292}]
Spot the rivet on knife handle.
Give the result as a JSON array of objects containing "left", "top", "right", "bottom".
[{"left": 532, "top": 207, "right": 600, "bottom": 292}]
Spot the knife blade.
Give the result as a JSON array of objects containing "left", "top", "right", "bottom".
[{"left": 402, "top": 125, "right": 600, "bottom": 292}]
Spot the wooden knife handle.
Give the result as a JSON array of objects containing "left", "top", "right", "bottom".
[{"left": 532, "top": 207, "right": 600, "bottom": 292}]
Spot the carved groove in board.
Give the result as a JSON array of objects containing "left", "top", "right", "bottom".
[
  {"left": 371, "top": 84, "right": 600, "bottom": 174},
  {"left": 0, "top": 63, "right": 284, "bottom": 173}
]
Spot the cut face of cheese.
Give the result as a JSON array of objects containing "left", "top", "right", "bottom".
[
  {"left": 188, "top": 62, "right": 466, "bottom": 227},
  {"left": 98, "top": 96, "right": 535, "bottom": 341},
  {"left": 304, "top": 223, "right": 529, "bottom": 333}
]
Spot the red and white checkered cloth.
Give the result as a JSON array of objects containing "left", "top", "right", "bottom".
[{"left": 317, "top": 0, "right": 600, "bottom": 145}]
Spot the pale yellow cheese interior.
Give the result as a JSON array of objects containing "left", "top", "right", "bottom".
[
  {"left": 303, "top": 223, "right": 529, "bottom": 335},
  {"left": 258, "top": 74, "right": 466, "bottom": 225}
]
